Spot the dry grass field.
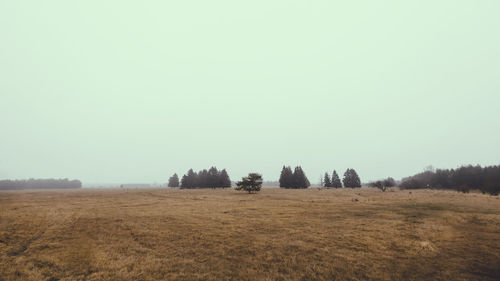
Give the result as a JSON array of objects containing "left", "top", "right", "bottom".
[{"left": 0, "top": 188, "right": 499, "bottom": 281}]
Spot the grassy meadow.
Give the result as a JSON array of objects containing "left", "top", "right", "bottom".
[{"left": 0, "top": 188, "right": 499, "bottom": 280}]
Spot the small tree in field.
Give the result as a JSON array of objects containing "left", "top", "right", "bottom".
[{"left": 235, "top": 173, "right": 263, "bottom": 194}]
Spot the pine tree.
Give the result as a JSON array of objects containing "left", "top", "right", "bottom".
[
  {"left": 180, "top": 167, "right": 231, "bottom": 189},
  {"left": 343, "top": 168, "right": 361, "bottom": 188},
  {"left": 323, "top": 172, "right": 332, "bottom": 187},
  {"left": 331, "top": 170, "right": 342, "bottom": 188},
  {"left": 207, "top": 166, "right": 219, "bottom": 188},
  {"left": 293, "top": 166, "right": 310, "bottom": 189},
  {"left": 279, "top": 166, "right": 294, "bottom": 188},
  {"left": 198, "top": 169, "right": 208, "bottom": 188},
  {"left": 186, "top": 169, "right": 197, "bottom": 188},
  {"left": 168, "top": 173, "right": 179, "bottom": 187},
  {"left": 303, "top": 167, "right": 311, "bottom": 188},
  {"left": 219, "top": 169, "right": 231, "bottom": 188},
  {"left": 180, "top": 174, "right": 188, "bottom": 188},
  {"left": 235, "top": 173, "right": 263, "bottom": 194}
]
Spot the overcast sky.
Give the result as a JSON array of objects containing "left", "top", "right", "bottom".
[{"left": 1, "top": 1, "right": 499, "bottom": 185}]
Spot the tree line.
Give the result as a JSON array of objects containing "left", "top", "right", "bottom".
[
  {"left": 399, "top": 164, "right": 500, "bottom": 195},
  {"left": 323, "top": 170, "right": 342, "bottom": 188},
  {"left": 170, "top": 167, "right": 231, "bottom": 189},
  {"left": 168, "top": 166, "right": 363, "bottom": 190},
  {"left": 0, "top": 179, "right": 82, "bottom": 190},
  {"left": 323, "top": 169, "right": 361, "bottom": 188}
]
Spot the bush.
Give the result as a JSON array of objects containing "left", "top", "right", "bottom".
[{"left": 368, "top": 177, "right": 395, "bottom": 192}]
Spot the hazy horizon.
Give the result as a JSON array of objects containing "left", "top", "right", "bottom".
[{"left": 1, "top": 1, "right": 499, "bottom": 185}]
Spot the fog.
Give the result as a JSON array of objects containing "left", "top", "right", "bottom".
[{"left": 1, "top": 1, "right": 499, "bottom": 185}]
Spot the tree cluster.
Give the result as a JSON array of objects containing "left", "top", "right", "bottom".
[
  {"left": 323, "top": 170, "right": 342, "bottom": 188},
  {"left": 400, "top": 164, "right": 500, "bottom": 195},
  {"left": 342, "top": 169, "right": 361, "bottom": 188},
  {"left": 368, "top": 177, "right": 396, "bottom": 191},
  {"left": 235, "top": 173, "right": 263, "bottom": 194},
  {"left": 0, "top": 178, "right": 82, "bottom": 190},
  {"left": 279, "top": 166, "right": 310, "bottom": 189},
  {"left": 180, "top": 167, "right": 231, "bottom": 189}
]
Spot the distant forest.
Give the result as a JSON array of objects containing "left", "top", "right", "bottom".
[
  {"left": 175, "top": 167, "right": 231, "bottom": 189},
  {"left": 399, "top": 164, "right": 500, "bottom": 195},
  {"left": 0, "top": 179, "right": 82, "bottom": 190}
]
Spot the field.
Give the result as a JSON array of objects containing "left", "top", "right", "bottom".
[{"left": 0, "top": 188, "right": 499, "bottom": 281}]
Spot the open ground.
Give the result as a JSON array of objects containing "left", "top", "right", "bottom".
[{"left": 0, "top": 188, "right": 499, "bottom": 281}]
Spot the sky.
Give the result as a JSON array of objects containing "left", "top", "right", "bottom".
[{"left": 1, "top": 1, "right": 499, "bottom": 186}]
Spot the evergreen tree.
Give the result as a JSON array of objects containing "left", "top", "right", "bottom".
[
  {"left": 197, "top": 169, "right": 208, "bottom": 188},
  {"left": 180, "top": 174, "right": 188, "bottom": 188},
  {"left": 279, "top": 165, "right": 310, "bottom": 188},
  {"left": 207, "top": 166, "right": 219, "bottom": 188},
  {"left": 398, "top": 164, "right": 500, "bottom": 195},
  {"left": 331, "top": 170, "right": 342, "bottom": 188},
  {"left": 343, "top": 168, "right": 361, "bottom": 188},
  {"left": 219, "top": 169, "right": 231, "bottom": 188},
  {"left": 180, "top": 167, "right": 231, "bottom": 189},
  {"left": 182, "top": 169, "right": 197, "bottom": 188},
  {"left": 279, "top": 166, "right": 294, "bottom": 188},
  {"left": 323, "top": 172, "right": 332, "bottom": 187},
  {"left": 293, "top": 166, "right": 310, "bottom": 189},
  {"left": 168, "top": 173, "right": 179, "bottom": 187},
  {"left": 235, "top": 173, "right": 263, "bottom": 194}
]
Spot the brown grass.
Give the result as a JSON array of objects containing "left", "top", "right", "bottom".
[{"left": 0, "top": 188, "right": 499, "bottom": 281}]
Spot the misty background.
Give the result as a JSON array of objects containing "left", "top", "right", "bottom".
[{"left": 1, "top": 1, "right": 499, "bottom": 186}]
